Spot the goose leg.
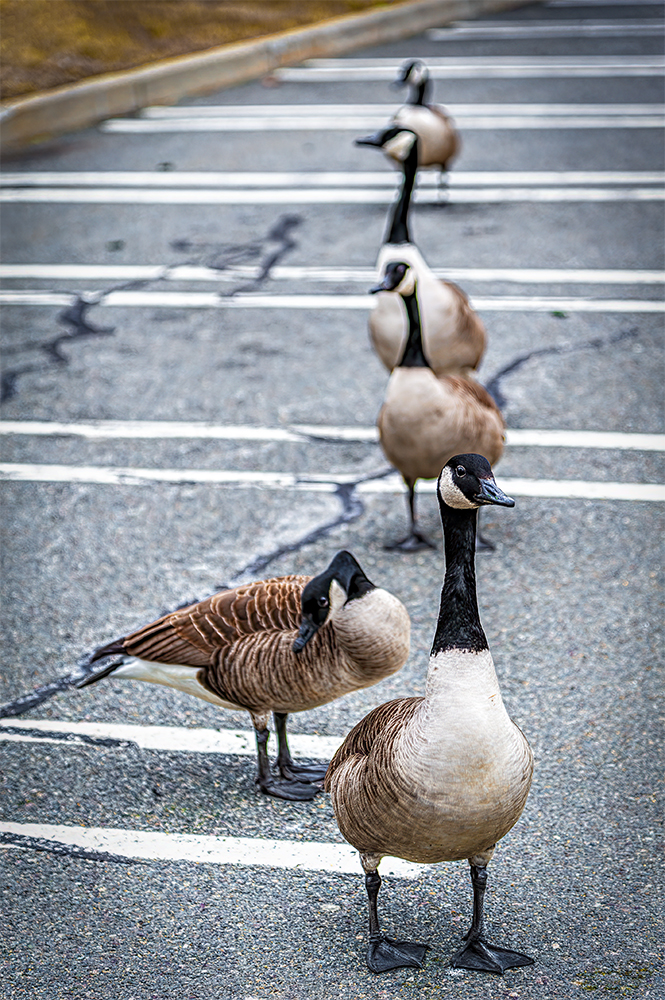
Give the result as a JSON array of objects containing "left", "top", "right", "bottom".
[
  {"left": 437, "top": 166, "right": 450, "bottom": 205},
  {"left": 364, "top": 869, "right": 428, "bottom": 973},
  {"left": 254, "top": 725, "right": 322, "bottom": 801},
  {"left": 274, "top": 712, "right": 328, "bottom": 783},
  {"left": 386, "top": 481, "right": 437, "bottom": 552},
  {"left": 451, "top": 864, "right": 534, "bottom": 973}
]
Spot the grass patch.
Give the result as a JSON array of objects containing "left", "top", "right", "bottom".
[{"left": 1, "top": 0, "right": 387, "bottom": 100}]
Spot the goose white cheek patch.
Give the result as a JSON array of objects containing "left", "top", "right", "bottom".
[
  {"left": 383, "top": 132, "right": 416, "bottom": 162},
  {"left": 329, "top": 578, "right": 348, "bottom": 615},
  {"left": 438, "top": 465, "right": 479, "bottom": 509}
]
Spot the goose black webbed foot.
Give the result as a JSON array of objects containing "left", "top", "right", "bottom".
[
  {"left": 385, "top": 531, "right": 437, "bottom": 553},
  {"left": 279, "top": 760, "right": 329, "bottom": 783},
  {"left": 451, "top": 935, "right": 533, "bottom": 974},
  {"left": 256, "top": 775, "right": 323, "bottom": 801},
  {"left": 367, "top": 936, "right": 428, "bottom": 973}
]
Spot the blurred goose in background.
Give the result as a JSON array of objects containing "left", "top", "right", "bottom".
[
  {"left": 326, "top": 454, "right": 534, "bottom": 975},
  {"left": 391, "top": 59, "right": 460, "bottom": 177},
  {"left": 373, "top": 261, "right": 504, "bottom": 551},
  {"left": 355, "top": 125, "right": 486, "bottom": 379},
  {"left": 78, "top": 551, "right": 410, "bottom": 801}
]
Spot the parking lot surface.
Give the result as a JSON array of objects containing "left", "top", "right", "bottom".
[{"left": 1, "top": 2, "right": 663, "bottom": 998}]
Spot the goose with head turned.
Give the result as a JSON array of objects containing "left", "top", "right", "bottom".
[
  {"left": 325, "top": 455, "right": 534, "bottom": 975},
  {"left": 355, "top": 124, "right": 485, "bottom": 380},
  {"left": 391, "top": 59, "right": 460, "bottom": 177},
  {"left": 78, "top": 551, "right": 410, "bottom": 801},
  {"left": 373, "top": 260, "right": 504, "bottom": 551}
]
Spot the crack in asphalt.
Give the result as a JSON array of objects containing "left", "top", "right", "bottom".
[
  {"left": 0, "top": 214, "right": 302, "bottom": 403},
  {"left": 0, "top": 830, "right": 146, "bottom": 865},
  {"left": 0, "top": 725, "right": 135, "bottom": 749},
  {"left": 485, "top": 324, "right": 640, "bottom": 409}
]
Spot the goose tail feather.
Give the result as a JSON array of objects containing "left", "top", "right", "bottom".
[{"left": 76, "top": 638, "right": 127, "bottom": 688}]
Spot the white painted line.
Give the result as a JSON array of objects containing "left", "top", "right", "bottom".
[
  {"left": 138, "top": 104, "right": 665, "bottom": 120},
  {"left": 505, "top": 429, "right": 665, "bottom": 452},
  {"left": 2, "top": 187, "right": 662, "bottom": 205},
  {"left": 549, "top": 0, "right": 663, "bottom": 5},
  {"left": 429, "top": 19, "right": 665, "bottom": 39},
  {"left": 99, "top": 115, "right": 665, "bottom": 132},
  {"left": 2, "top": 170, "right": 662, "bottom": 187},
  {"left": 0, "top": 290, "right": 662, "bottom": 312},
  {"left": 1, "top": 422, "right": 663, "bottom": 453},
  {"left": 0, "top": 719, "right": 343, "bottom": 759},
  {"left": 0, "top": 464, "right": 662, "bottom": 502},
  {"left": 277, "top": 56, "right": 665, "bottom": 81},
  {"left": 1, "top": 263, "right": 662, "bottom": 286},
  {"left": 0, "top": 821, "right": 421, "bottom": 877}
]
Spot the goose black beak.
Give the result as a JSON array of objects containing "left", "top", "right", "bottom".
[
  {"left": 474, "top": 478, "right": 515, "bottom": 508},
  {"left": 293, "top": 618, "right": 319, "bottom": 653},
  {"left": 355, "top": 131, "right": 384, "bottom": 148}
]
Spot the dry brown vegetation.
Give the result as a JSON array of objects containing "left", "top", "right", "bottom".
[{"left": 0, "top": 0, "right": 386, "bottom": 101}]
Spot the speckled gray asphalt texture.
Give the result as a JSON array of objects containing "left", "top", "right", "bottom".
[{"left": 1, "top": 2, "right": 664, "bottom": 998}]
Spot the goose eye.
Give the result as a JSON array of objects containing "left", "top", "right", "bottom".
[
  {"left": 456, "top": 466, "right": 466, "bottom": 477},
  {"left": 318, "top": 596, "right": 329, "bottom": 608}
]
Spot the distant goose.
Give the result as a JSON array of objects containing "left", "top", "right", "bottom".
[
  {"left": 373, "top": 261, "right": 504, "bottom": 550},
  {"left": 78, "top": 551, "right": 410, "bottom": 801},
  {"left": 391, "top": 59, "right": 460, "bottom": 177},
  {"left": 356, "top": 125, "right": 485, "bottom": 379},
  {"left": 326, "top": 454, "right": 534, "bottom": 975}
]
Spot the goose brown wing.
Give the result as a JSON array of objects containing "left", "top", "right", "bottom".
[
  {"left": 446, "top": 374, "right": 505, "bottom": 423},
  {"left": 325, "top": 696, "right": 422, "bottom": 790},
  {"left": 442, "top": 280, "right": 487, "bottom": 370},
  {"left": 121, "top": 574, "right": 309, "bottom": 667}
]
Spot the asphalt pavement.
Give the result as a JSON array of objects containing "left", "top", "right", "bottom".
[{"left": 1, "top": 2, "right": 664, "bottom": 998}]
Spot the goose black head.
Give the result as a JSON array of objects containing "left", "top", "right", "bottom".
[
  {"left": 438, "top": 454, "right": 515, "bottom": 511},
  {"left": 355, "top": 125, "right": 418, "bottom": 162},
  {"left": 369, "top": 260, "right": 414, "bottom": 296},
  {"left": 293, "top": 551, "right": 375, "bottom": 653},
  {"left": 392, "top": 59, "right": 426, "bottom": 89}
]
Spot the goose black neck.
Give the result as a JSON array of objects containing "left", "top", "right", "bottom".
[
  {"left": 431, "top": 503, "right": 488, "bottom": 656},
  {"left": 384, "top": 143, "right": 417, "bottom": 245},
  {"left": 398, "top": 291, "right": 428, "bottom": 368},
  {"left": 410, "top": 78, "right": 428, "bottom": 106}
]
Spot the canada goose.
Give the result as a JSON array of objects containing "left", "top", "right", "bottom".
[
  {"left": 325, "top": 454, "right": 534, "bottom": 975},
  {"left": 355, "top": 125, "right": 485, "bottom": 378},
  {"left": 391, "top": 60, "right": 460, "bottom": 176},
  {"left": 78, "top": 551, "right": 410, "bottom": 801},
  {"left": 373, "top": 261, "right": 504, "bottom": 551}
]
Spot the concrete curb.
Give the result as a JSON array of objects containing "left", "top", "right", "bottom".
[{"left": 0, "top": 0, "right": 529, "bottom": 153}]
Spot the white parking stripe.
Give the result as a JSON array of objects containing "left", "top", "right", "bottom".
[
  {"left": 3, "top": 187, "right": 662, "bottom": 204},
  {"left": 429, "top": 20, "right": 665, "bottom": 39},
  {"left": 0, "top": 290, "right": 662, "bottom": 312},
  {"left": 1, "top": 263, "right": 662, "bottom": 285},
  {"left": 1, "top": 422, "right": 663, "bottom": 453},
  {"left": 277, "top": 56, "right": 665, "bottom": 81},
  {"left": 0, "top": 821, "right": 421, "bottom": 876},
  {"left": 0, "top": 719, "right": 343, "bottom": 759},
  {"left": 3, "top": 170, "right": 661, "bottom": 187},
  {"left": 138, "top": 105, "right": 664, "bottom": 120},
  {"left": 99, "top": 115, "right": 665, "bottom": 132},
  {"left": 1, "top": 464, "right": 662, "bottom": 501}
]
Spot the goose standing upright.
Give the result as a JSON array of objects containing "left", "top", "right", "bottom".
[
  {"left": 78, "top": 551, "right": 410, "bottom": 801},
  {"left": 373, "top": 261, "right": 504, "bottom": 550},
  {"left": 326, "top": 455, "right": 534, "bottom": 974},
  {"left": 356, "top": 124, "right": 485, "bottom": 378},
  {"left": 391, "top": 59, "right": 460, "bottom": 177}
]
